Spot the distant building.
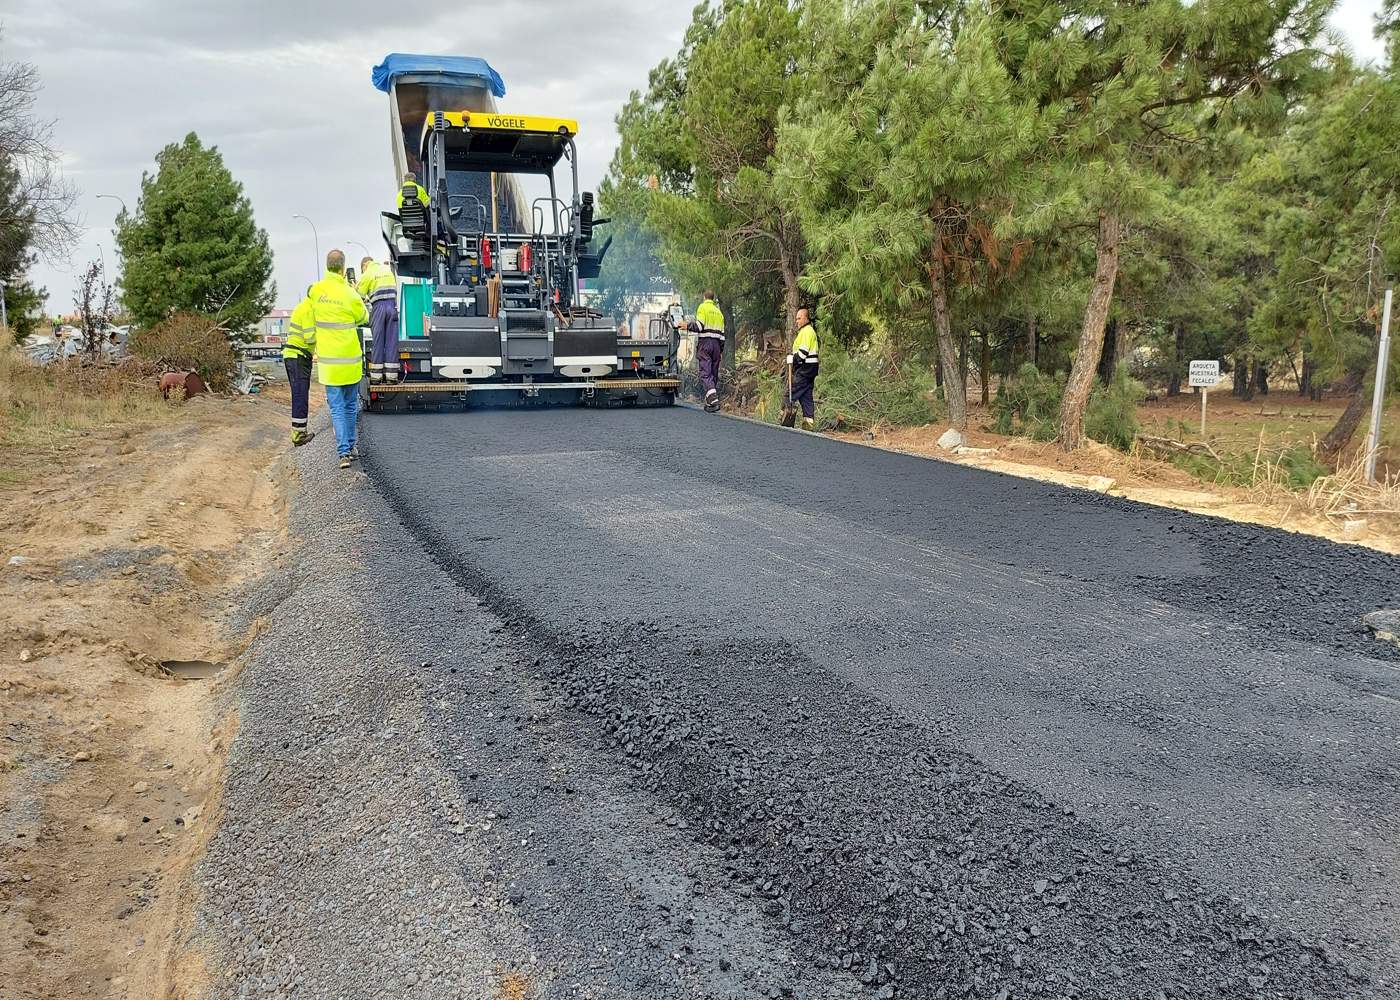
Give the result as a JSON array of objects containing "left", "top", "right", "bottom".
[{"left": 257, "top": 309, "right": 291, "bottom": 345}]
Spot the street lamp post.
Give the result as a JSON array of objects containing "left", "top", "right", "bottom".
[
  {"left": 0, "top": 278, "right": 8, "bottom": 331},
  {"left": 293, "top": 215, "right": 321, "bottom": 282},
  {"left": 346, "top": 240, "right": 371, "bottom": 261},
  {"left": 95, "top": 195, "right": 128, "bottom": 282}
]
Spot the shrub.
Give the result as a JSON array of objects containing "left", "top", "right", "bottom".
[
  {"left": 994, "top": 363, "right": 1145, "bottom": 452},
  {"left": 754, "top": 342, "right": 941, "bottom": 431},
  {"left": 993, "top": 364, "right": 1064, "bottom": 441},
  {"left": 128, "top": 312, "right": 238, "bottom": 392},
  {"left": 1085, "top": 365, "right": 1146, "bottom": 452}
]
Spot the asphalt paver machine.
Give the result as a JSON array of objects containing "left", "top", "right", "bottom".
[{"left": 366, "top": 54, "right": 678, "bottom": 411}]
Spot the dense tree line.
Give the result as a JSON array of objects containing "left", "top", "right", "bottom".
[{"left": 596, "top": 0, "right": 1399, "bottom": 455}]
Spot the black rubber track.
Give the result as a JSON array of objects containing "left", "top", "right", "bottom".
[{"left": 361, "top": 407, "right": 1400, "bottom": 999}]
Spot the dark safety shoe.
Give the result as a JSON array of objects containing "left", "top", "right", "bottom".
[
  {"left": 291, "top": 430, "right": 315, "bottom": 447},
  {"left": 338, "top": 454, "right": 352, "bottom": 469},
  {"left": 704, "top": 390, "right": 720, "bottom": 413}
]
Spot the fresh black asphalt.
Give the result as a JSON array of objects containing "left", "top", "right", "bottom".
[{"left": 219, "top": 404, "right": 1399, "bottom": 999}]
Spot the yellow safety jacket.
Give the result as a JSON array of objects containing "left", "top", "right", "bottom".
[
  {"left": 282, "top": 298, "right": 315, "bottom": 360},
  {"left": 356, "top": 260, "right": 397, "bottom": 306},
  {"left": 305, "top": 271, "right": 369, "bottom": 387},
  {"left": 695, "top": 299, "right": 725, "bottom": 341},
  {"left": 397, "top": 181, "right": 430, "bottom": 209},
  {"left": 791, "top": 322, "right": 819, "bottom": 376}
]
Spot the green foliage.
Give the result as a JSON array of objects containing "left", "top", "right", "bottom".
[
  {"left": 127, "top": 311, "right": 236, "bottom": 391},
  {"left": 115, "top": 133, "right": 274, "bottom": 336},
  {"left": 994, "top": 362, "right": 1143, "bottom": 451},
  {"left": 754, "top": 342, "right": 942, "bottom": 433},
  {"left": 605, "top": 0, "right": 1384, "bottom": 458},
  {"left": 606, "top": 0, "right": 808, "bottom": 336},
  {"left": 993, "top": 364, "right": 1065, "bottom": 441},
  {"left": 1085, "top": 365, "right": 1146, "bottom": 452},
  {"left": 1172, "top": 446, "right": 1327, "bottom": 491},
  {"left": 0, "top": 152, "right": 46, "bottom": 343}
]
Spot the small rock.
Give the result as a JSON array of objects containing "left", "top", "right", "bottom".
[
  {"left": 1342, "top": 518, "right": 1368, "bottom": 541},
  {"left": 73, "top": 750, "right": 92, "bottom": 762},
  {"left": 7, "top": 555, "right": 28, "bottom": 566},
  {"left": 132, "top": 781, "right": 150, "bottom": 794},
  {"left": 1034, "top": 879, "right": 1048, "bottom": 895},
  {"left": 1363, "top": 610, "right": 1400, "bottom": 647},
  {"left": 19, "top": 648, "right": 32, "bottom": 663},
  {"left": 936, "top": 428, "right": 965, "bottom": 451}
]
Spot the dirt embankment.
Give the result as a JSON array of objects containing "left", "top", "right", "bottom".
[{"left": 1, "top": 393, "right": 291, "bottom": 999}]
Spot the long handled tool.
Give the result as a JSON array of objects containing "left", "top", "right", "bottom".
[{"left": 780, "top": 355, "right": 797, "bottom": 428}]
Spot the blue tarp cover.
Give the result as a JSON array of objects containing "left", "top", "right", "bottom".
[{"left": 371, "top": 54, "right": 506, "bottom": 98}]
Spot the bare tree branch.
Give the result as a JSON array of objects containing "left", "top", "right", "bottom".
[{"left": 0, "top": 26, "right": 79, "bottom": 266}]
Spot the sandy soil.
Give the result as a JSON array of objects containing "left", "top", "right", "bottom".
[
  {"left": 0, "top": 391, "right": 291, "bottom": 999},
  {"left": 833, "top": 403, "right": 1400, "bottom": 555}
]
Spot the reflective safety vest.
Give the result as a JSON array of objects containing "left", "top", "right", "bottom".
[
  {"left": 306, "top": 271, "right": 369, "bottom": 386},
  {"left": 791, "top": 322, "right": 819, "bottom": 376},
  {"left": 695, "top": 299, "right": 725, "bottom": 341},
  {"left": 282, "top": 298, "right": 315, "bottom": 360},
  {"left": 397, "top": 181, "right": 430, "bottom": 209},
  {"left": 356, "top": 260, "right": 397, "bottom": 306}
]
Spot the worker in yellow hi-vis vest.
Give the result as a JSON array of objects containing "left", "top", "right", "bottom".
[
  {"left": 782, "top": 308, "right": 819, "bottom": 431},
  {"left": 282, "top": 289, "right": 316, "bottom": 447},
  {"left": 674, "top": 290, "right": 725, "bottom": 412},
  {"left": 357, "top": 257, "right": 399, "bottom": 384},
  {"left": 303, "top": 250, "right": 369, "bottom": 468}
]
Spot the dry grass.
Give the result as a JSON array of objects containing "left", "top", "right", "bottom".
[
  {"left": 0, "top": 326, "right": 175, "bottom": 457},
  {"left": 1251, "top": 449, "right": 1400, "bottom": 529}
]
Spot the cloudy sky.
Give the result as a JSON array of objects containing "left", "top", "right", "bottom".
[{"left": 4, "top": 0, "right": 1390, "bottom": 314}]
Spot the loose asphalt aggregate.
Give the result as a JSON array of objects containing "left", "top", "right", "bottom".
[{"left": 204, "top": 403, "right": 1400, "bottom": 1000}]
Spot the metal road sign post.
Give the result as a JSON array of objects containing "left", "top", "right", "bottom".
[
  {"left": 1365, "top": 288, "right": 1394, "bottom": 483},
  {"left": 1189, "top": 360, "right": 1220, "bottom": 437}
]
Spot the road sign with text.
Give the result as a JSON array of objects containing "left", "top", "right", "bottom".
[{"left": 1188, "top": 360, "right": 1220, "bottom": 388}]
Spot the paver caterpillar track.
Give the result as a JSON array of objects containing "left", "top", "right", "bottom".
[{"left": 364, "top": 54, "right": 678, "bottom": 411}]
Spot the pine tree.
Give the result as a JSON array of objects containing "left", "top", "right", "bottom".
[
  {"left": 990, "top": 0, "right": 1334, "bottom": 450},
  {"left": 115, "top": 133, "right": 274, "bottom": 334},
  {"left": 609, "top": 0, "right": 806, "bottom": 341},
  {"left": 780, "top": 1, "right": 1054, "bottom": 430},
  {"left": 1252, "top": 65, "right": 1400, "bottom": 459}
]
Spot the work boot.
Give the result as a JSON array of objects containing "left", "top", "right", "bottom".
[
  {"left": 338, "top": 454, "right": 352, "bottom": 469},
  {"left": 348, "top": 448, "right": 360, "bottom": 461},
  {"left": 704, "top": 389, "right": 720, "bottom": 413},
  {"left": 291, "top": 429, "right": 315, "bottom": 447},
  {"left": 802, "top": 417, "right": 816, "bottom": 431}
]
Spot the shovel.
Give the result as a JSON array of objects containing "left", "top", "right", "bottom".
[{"left": 780, "top": 356, "right": 797, "bottom": 428}]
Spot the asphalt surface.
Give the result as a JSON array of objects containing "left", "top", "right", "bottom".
[{"left": 207, "top": 405, "right": 1400, "bottom": 999}]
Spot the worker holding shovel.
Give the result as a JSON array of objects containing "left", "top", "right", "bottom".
[{"left": 781, "top": 308, "right": 819, "bottom": 431}]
